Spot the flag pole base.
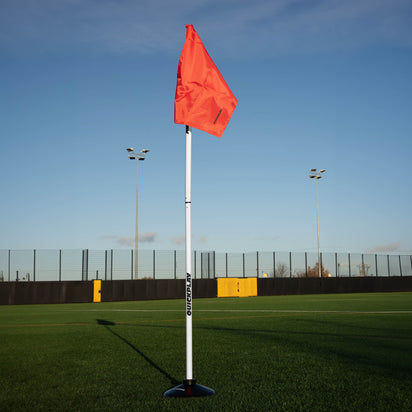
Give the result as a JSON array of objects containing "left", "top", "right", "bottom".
[{"left": 163, "top": 379, "right": 215, "bottom": 398}]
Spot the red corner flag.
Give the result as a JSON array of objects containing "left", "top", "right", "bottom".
[{"left": 174, "top": 25, "right": 238, "bottom": 138}]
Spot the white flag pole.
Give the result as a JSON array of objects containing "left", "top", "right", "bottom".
[
  {"left": 185, "top": 125, "right": 193, "bottom": 381},
  {"left": 163, "top": 125, "right": 214, "bottom": 397}
]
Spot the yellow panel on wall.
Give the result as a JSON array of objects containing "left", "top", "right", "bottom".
[
  {"left": 239, "top": 277, "right": 257, "bottom": 297},
  {"left": 217, "top": 278, "right": 257, "bottom": 298},
  {"left": 93, "top": 280, "right": 102, "bottom": 303},
  {"left": 217, "top": 278, "right": 237, "bottom": 297}
]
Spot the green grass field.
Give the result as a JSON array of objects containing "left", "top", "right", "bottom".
[{"left": 1, "top": 292, "right": 411, "bottom": 411}]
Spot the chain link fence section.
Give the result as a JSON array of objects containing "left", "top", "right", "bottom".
[{"left": 0, "top": 249, "right": 411, "bottom": 282}]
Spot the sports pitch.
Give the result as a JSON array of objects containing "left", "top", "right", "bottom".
[{"left": 1, "top": 292, "right": 411, "bottom": 411}]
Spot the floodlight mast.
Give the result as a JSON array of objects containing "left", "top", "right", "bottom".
[
  {"left": 309, "top": 169, "right": 326, "bottom": 278},
  {"left": 126, "top": 148, "right": 150, "bottom": 279}
]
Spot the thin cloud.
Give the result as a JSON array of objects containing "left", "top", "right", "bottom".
[
  {"left": 366, "top": 241, "right": 402, "bottom": 253},
  {"left": 98, "top": 235, "right": 134, "bottom": 247},
  {"left": 116, "top": 236, "right": 134, "bottom": 247},
  {"left": 101, "top": 233, "right": 158, "bottom": 247},
  {"left": 1, "top": 0, "right": 411, "bottom": 56},
  {"left": 139, "top": 232, "right": 158, "bottom": 243},
  {"left": 171, "top": 235, "right": 185, "bottom": 245},
  {"left": 171, "top": 234, "right": 207, "bottom": 245}
]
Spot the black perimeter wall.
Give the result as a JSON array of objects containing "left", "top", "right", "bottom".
[{"left": 1, "top": 277, "right": 411, "bottom": 305}]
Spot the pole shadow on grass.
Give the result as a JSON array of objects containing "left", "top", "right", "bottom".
[
  {"left": 96, "top": 319, "right": 179, "bottom": 386},
  {"left": 119, "top": 322, "right": 412, "bottom": 378}
]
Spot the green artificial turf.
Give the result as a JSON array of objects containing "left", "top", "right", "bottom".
[{"left": 1, "top": 292, "right": 411, "bottom": 411}]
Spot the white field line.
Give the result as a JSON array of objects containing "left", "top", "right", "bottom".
[{"left": 77, "top": 309, "right": 412, "bottom": 314}]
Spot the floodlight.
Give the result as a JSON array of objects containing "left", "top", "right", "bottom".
[
  {"left": 125, "top": 147, "right": 150, "bottom": 281},
  {"left": 308, "top": 167, "right": 326, "bottom": 279}
]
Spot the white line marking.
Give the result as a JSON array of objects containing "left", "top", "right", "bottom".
[{"left": 76, "top": 309, "right": 412, "bottom": 314}]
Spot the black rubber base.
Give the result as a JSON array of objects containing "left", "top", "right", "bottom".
[{"left": 163, "top": 379, "right": 215, "bottom": 398}]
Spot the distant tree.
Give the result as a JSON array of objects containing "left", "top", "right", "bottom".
[
  {"left": 306, "top": 262, "right": 330, "bottom": 278},
  {"left": 358, "top": 263, "right": 370, "bottom": 277},
  {"left": 274, "top": 263, "right": 289, "bottom": 278}
]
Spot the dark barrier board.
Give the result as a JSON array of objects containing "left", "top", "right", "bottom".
[
  {"left": 0, "top": 281, "right": 93, "bottom": 305},
  {"left": 193, "top": 279, "right": 217, "bottom": 298},
  {"left": 0, "top": 279, "right": 217, "bottom": 305},
  {"left": 1, "top": 277, "right": 411, "bottom": 305},
  {"left": 257, "top": 276, "right": 412, "bottom": 296},
  {"left": 101, "top": 279, "right": 186, "bottom": 302},
  {"left": 101, "top": 279, "right": 216, "bottom": 302}
]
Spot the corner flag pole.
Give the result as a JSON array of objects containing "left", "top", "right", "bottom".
[
  {"left": 163, "top": 125, "right": 214, "bottom": 397},
  {"left": 185, "top": 125, "right": 193, "bottom": 381}
]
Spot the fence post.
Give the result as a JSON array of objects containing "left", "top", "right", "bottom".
[
  {"left": 200, "top": 253, "right": 203, "bottom": 279},
  {"left": 59, "top": 249, "right": 62, "bottom": 282},
  {"left": 256, "top": 251, "right": 259, "bottom": 278},
  {"left": 399, "top": 255, "right": 403, "bottom": 277},
  {"left": 289, "top": 252, "right": 292, "bottom": 278},
  {"left": 131, "top": 250, "right": 134, "bottom": 280},
  {"left": 111, "top": 249, "right": 113, "bottom": 280},
  {"left": 334, "top": 253, "right": 337, "bottom": 278},
  {"left": 273, "top": 251, "right": 276, "bottom": 278},
  {"left": 104, "top": 250, "right": 107, "bottom": 281},
  {"left": 174, "top": 250, "right": 177, "bottom": 280},
  {"left": 33, "top": 249, "right": 36, "bottom": 282},
  {"left": 82, "top": 250, "right": 85, "bottom": 280},
  {"left": 320, "top": 252, "right": 323, "bottom": 277},
  {"left": 153, "top": 250, "right": 156, "bottom": 280},
  {"left": 225, "top": 253, "right": 228, "bottom": 278},
  {"left": 213, "top": 251, "right": 216, "bottom": 279},
  {"left": 387, "top": 255, "right": 390, "bottom": 277},
  {"left": 375, "top": 254, "right": 378, "bottom": 277},
  {"left": 16, "top": 270, "right": 19, "bottom": 282},
  {"left": 8, "top": 250, "right": 11, "bottom": 282},
  {"left": 82, "top": 249, "right": 89, "bottom": 281},
  {"left": 348, "top": 253, "right": 351, "bottom": 277},
  {"left": 194, "top": 250, "right": 196, "bottom": 279},
  {"left": 242, "top": 253, "right": 245, "bottom": 278}
]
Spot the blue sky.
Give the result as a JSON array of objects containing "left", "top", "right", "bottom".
[{"left": 1, "top": 0, "right": 411, "bottom": 254}]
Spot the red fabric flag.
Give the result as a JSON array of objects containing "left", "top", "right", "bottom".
[{"left": 174, "top": 24, "right": 238, "bottom": 138}]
